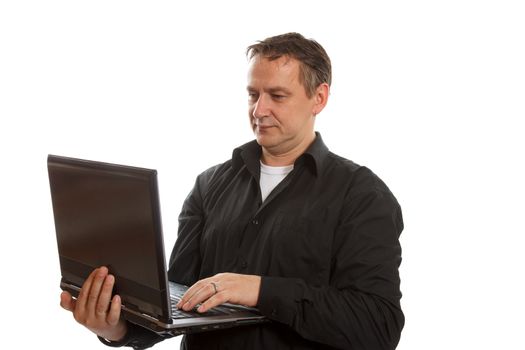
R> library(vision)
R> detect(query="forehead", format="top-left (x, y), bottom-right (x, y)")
top-left (247, 55), bottom-right (301, 87)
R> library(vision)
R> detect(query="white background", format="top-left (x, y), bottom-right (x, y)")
top-left (1, 1), bottom-right (524, 349)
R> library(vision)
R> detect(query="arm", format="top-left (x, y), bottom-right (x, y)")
top-left (257, 189), bottom-right (404, 350)
top-left (176, 187), bottom-right (404, 349)
top-left (167, 172), bottom-right (206, 285)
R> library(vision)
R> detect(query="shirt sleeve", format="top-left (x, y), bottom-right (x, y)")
top-left (98, 322), bottom-right (171, 350)
top-left (257, 187), bottom-right (404, 350)
top-left (167, 170), bottom-right (207, 285)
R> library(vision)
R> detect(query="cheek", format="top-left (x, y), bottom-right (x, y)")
top-left (282, 107), bottom-right (312, 129)
top-left (248, 109), bottom-right (256, 127)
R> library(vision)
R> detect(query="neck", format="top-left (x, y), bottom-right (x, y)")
top-left (261, 132), bottom-right (316, 166)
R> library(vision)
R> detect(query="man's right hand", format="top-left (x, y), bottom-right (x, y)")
top-left (60, 266), bottom-right (128, 342)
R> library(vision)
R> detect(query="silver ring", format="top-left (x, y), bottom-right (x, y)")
top-left (210, 282), bottom-right (218, 295)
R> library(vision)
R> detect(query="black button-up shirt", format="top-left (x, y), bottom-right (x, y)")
top-left (125, 133), bottom-right (404, 350)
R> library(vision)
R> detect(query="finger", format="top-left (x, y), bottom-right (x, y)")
top-left (176, 279), bottom-right (210, 308)
top-left (95, 273), bottom-right (115, 318)
top-left (60, 291), bottom-right (76, 312)
top-left (181, 283), bottom-right (215, 311)
top-left (86, 266), bottom-right (109, 316)
top-left (182, 282), bottom-right (221, 311)
top-left (106, 294), bottom-right (122, 326)
top-left (179, 285), bottom-right (206, 311)
top-left (197, 291), bottom-right (228, 313)
top-left (76, 268), bottom-right (100, 313)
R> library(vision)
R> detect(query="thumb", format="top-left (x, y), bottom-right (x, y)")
top-left (60, 291), bottom-right (76, 312)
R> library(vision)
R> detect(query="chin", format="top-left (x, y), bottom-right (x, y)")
top-left (254, 133), bottom-right (274, 147)
top-left (256, 136), bottom-right (283, 151)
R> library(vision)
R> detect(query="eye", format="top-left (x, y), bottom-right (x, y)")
top-left (248, 92), bottom-right (258, 101)
top-left (271, 94), bottom-right (286, 100)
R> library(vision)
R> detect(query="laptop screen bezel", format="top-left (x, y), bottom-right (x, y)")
top-left (48, 154), bottom-right (172, 323)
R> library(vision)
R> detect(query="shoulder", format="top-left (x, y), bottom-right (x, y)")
top-left (325, 152), bottom-right (393, 196)
top-left (196, 139), bottom-right (258, 185)
top-left (325, 152), bottom-right (403, 231)
top-left (323, 152), bottom-right (402, 222)
top-left (195, 159), bottom-right (233, 188)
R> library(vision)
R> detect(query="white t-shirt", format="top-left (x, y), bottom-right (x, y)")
top-left (259, 161), bottom-right (294, 202)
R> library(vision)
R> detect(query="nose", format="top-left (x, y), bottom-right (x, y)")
top-left (252, 94), bottom-right (270, 119)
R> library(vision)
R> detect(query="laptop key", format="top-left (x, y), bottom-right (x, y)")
top-left (170, 295), bottom-right (230, 319)
top-left (170, 305), bottom-right (227, 319)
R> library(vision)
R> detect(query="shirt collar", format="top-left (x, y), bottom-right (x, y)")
top-left (232, 132), bottom-right (329, 177)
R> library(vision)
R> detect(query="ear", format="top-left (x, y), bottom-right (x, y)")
top-left (312, 83), bottom-right (330, 116)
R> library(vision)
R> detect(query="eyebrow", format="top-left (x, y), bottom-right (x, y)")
top-left (246, 86), bottom-right (293, 95)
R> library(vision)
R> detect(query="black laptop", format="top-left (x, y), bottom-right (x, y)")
top-left (47, 154), bottom-right (266, 335)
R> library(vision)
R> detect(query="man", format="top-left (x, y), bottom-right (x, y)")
top-left (60, 32), bottom-right (404, 349)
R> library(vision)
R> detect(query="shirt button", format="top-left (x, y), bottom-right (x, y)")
top-left (271, 309), bottom-right (278, 317)
top-left (252, 219), bottom-right (259, 225)
top-left (241, 261), bottom-right (248, 269)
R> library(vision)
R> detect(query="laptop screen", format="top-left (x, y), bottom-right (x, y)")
top-left (48, 155), bottom-right (171, 322)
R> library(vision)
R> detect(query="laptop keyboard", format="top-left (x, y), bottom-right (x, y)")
top-left (170, 292), bottom-right (235, 319)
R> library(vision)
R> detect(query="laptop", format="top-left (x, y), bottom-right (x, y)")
top-left (47, 154), bottom-right (266, 335)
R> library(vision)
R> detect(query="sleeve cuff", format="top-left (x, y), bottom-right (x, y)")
top-left (257, 276), bottom-right (304, 326)
top-left (97, 322), bottom-right (166, 349)
top-left (98, 330), bottom-right (132, 348)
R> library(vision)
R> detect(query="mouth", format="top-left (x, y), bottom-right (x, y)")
top-left (254, 124), bottom-right (275, 133)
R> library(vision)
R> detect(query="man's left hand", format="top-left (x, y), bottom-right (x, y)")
top-left (176, 273), bottom-right (261, 313)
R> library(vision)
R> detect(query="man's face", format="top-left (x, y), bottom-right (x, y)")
top-left (247, 56), bottom-right (318, 154)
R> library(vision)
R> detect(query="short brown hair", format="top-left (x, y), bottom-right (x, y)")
top-left (246, 32), bottom-right (332, 98)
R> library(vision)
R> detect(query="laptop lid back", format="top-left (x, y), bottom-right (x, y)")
top-left (48, 155), bottom-right (171, 323)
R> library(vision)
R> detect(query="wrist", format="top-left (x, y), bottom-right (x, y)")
top-left (107, 320), bottom-right (128, 341)
top-left (98, 321), bottom-right (129, 347)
